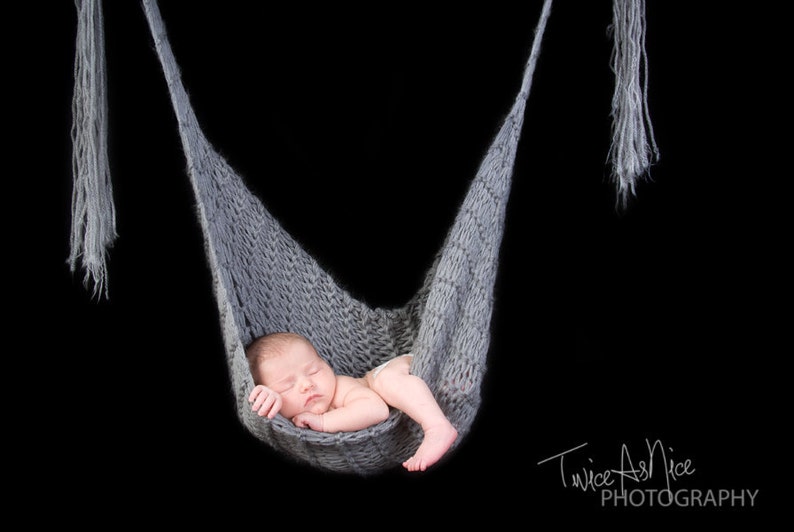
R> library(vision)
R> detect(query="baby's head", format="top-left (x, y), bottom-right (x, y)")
top-left (245, 332), bottom-right (337, 418)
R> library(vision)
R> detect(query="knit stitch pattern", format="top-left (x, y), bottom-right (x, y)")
top-left (140, 0), bottom-right (552, 474)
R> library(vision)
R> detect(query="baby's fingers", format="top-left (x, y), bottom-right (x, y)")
top-left (248, 386), bottom-right (264, 403)
top-left (248, 386), bottom-right (282, 418)
top-left (254, 394), bottom-right (281, 419)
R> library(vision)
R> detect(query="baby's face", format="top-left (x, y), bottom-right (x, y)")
top-left (258, 341), bottom-right (337, 419)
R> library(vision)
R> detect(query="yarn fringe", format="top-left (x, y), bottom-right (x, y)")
top-left (608, 0), bottom-right (659, 210)
top-left (68, 0), bottom-right (117, 299)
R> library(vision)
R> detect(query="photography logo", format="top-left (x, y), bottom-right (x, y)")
top-left (537, 440), bottom-right (759, 509)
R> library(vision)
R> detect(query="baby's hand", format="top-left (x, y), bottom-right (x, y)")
top-left (292, 412), bottom-right (325, 432)
top-left (248, 384), bottom-right (282, 419)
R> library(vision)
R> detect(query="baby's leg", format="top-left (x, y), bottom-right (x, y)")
top-left (366, 355), bottom-right (458, 472)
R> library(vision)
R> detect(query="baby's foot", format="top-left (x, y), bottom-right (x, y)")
top-left (403, 422), bottom-right (458, 472)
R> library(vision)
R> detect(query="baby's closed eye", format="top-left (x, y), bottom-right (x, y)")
top-left (272, 379), bottom-right (295, 394)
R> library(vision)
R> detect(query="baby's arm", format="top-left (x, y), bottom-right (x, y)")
top-left (248, 384), bottom-right (283, 419)
top-left (293, 376), bottom-right (390, 432)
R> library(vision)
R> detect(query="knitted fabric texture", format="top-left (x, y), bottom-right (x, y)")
top-left (138, 0), bottom-right (552, 474)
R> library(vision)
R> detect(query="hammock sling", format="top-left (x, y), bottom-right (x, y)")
top-left (69, 0), bottom-right (657, 474)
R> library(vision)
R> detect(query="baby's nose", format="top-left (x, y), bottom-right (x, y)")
top-left (299, 378), bottom-right (315, 392)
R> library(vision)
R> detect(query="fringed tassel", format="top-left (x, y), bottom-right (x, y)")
top-left (608, 0), bottom-right (659, 210)
top-left (69, 0), bottom-right (117, 299)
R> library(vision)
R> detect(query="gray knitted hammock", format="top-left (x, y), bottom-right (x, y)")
top-left (69, 0), bottom-right (657, 474)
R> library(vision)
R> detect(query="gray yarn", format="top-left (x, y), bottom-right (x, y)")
top-left (608, 0), bottom-right (659, 209)
top-left (137, 0), bottom-right (552, 474)
top-left (69, 0), bottom-right (116, 299)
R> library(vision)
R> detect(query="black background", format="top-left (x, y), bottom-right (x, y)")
top-left (17, 0), bottom-right (785, 525)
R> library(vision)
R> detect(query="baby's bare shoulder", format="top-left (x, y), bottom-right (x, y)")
top-left (336, 374), bottom-right (369, 390)
top-left (334, 375), bottom-right (381, 404)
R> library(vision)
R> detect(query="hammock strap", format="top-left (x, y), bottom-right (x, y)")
top-left (409, 0), bottom-right (553, 385)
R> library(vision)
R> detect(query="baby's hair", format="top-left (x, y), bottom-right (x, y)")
top-left (245, 331), bottom-right (312, 365)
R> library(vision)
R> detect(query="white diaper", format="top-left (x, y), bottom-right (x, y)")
top-left (370, 353), bottom-right (414, 380)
